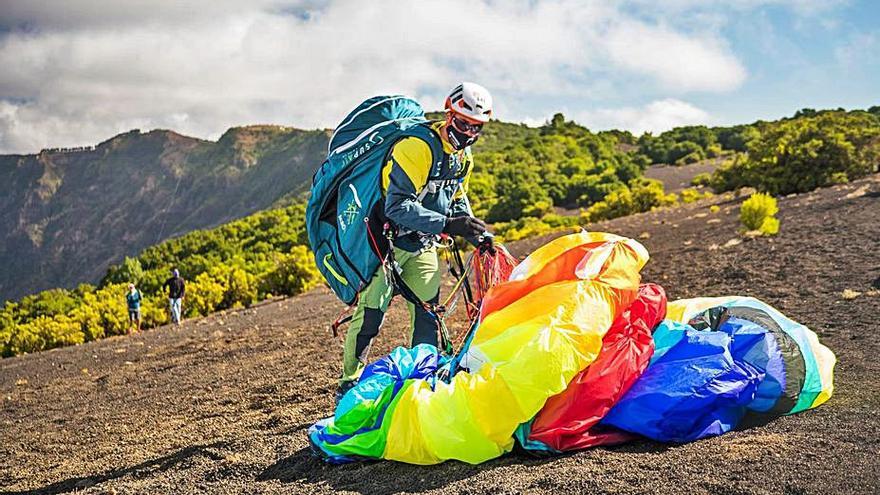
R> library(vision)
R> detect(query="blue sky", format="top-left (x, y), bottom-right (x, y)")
top-left (0, 0), bottom-right (877, 153)
top-left (676, 1), bottom-right (880, 124)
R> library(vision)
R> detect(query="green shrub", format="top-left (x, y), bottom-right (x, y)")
top-left (714, 125), bottom-right (759, 152)
top-left (586, 179), bottom-right (677, 222)
top-left (69, 292), bottom-right (104, 341)
top-left (740, 192), bottom-right (780, 235)
top-left (522, 199), bottom-right (553, 218)
top-left (829, 172), bottom-right (849, 184)
top-left (187, 272), bottom-right (225, 317)
top-left (94, 284), bottom-right (131, 336)
top-left (7, 315), bottom-right (84, 355)
top-left (102, 256), bottom-right (145, 286)
top-left (758, 216), bottom-right (780, 236)
top-left (712, 111), bottom-right (880, 195)
top-left (637, 126), bottom-right (719, 164)
top-left (679, 188), bottom-right (713, 204)
top-left (675, 151), bottom-right (703, 166)
top-left (691, 173), bottom-right (713, 187)
top-left (17, 289), bottom-right (78, 320)
top-left (496, 217), bottom-right (552, 242)
top-left (140, 293), bottom-right (168, 328)
top-left (260, 246), bottom-right (322, 297)
top-left (670, 142), bottom-right (706, 165)
top-left (631, 178), bottom-right (678, 211)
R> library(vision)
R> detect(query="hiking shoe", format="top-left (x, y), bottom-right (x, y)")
top-left (335, 380), bottom-right (357, 405)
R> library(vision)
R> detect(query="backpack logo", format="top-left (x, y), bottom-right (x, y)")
top-left (338, 201), bottom-right (359, 232)
top-left (342, 132), bottom-right (384, 166)
top-left (338, 183), bottom-right (363, 232)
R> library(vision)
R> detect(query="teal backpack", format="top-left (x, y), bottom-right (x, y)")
top-left (306, 96), bottom-right (444, 305)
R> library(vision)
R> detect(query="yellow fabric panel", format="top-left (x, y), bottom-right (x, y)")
top-left (382, 233), bottom-right (647, 464)
top-left (592, 240), bottom-right (650, 289)
top-left (379, 381), bottom-right (437, 464)
top-left (473, 284), bottom-right (569, 345)
top-left (382, 137), bottom-right (433, 193)
top-left (808, 330), bottom-right (836, 408)
top-left (385, 366), bottom-right (521, 464)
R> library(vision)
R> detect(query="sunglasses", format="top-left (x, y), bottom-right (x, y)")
top-left (450, 114), bottom-right (484, 136)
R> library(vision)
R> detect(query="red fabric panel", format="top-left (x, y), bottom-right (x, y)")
top-left (528, 283), bottom-right (667, 451)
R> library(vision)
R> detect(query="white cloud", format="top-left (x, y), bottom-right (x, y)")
top-left (579, 99), bottom-right (712, 135)
top-left (0, 0), bottom-right (753, 153)
top-left (602, 21), bottom-right (746, 92)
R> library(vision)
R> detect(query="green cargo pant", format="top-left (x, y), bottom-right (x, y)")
top-left (341, 246), bottom-right (441, 385)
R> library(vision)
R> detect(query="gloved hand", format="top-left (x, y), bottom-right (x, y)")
top-left (477, 234), bottom-right (496, 255)
top-left (443, 216), bottom-right (487, 238)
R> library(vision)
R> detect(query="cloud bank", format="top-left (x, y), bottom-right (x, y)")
top-left (0, 0), bottom-right (843, 153)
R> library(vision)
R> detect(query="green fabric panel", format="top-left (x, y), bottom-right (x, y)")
top-left (320, 380), bottom-right (414, 459)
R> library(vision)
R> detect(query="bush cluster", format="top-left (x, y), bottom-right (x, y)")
top-left (584, 178), bottom-right (678, 222)
top-left (471, 114), bottom-right (649, 223)
top-left (494, 179), bottom-right (683, 241)
top-left (495, 214), bottom-right (579, 242)
top-left (636, 124), bottom-right (761, 166)
top-left (679, 188), bottom-right (714, 204)
top-left (711, 110), bottom-right (880, 195)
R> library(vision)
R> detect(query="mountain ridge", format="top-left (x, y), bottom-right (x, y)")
top-left (0, 125), bottom-right (331, 302)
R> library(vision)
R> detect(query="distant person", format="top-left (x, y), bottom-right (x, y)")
top-left (125, 283), bottom-right (142, 334)
top-left (163, 268), bottom-right (186, 325)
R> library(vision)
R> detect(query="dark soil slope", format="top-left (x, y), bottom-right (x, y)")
top-left (643, 158), bottom-right (722, 193)
top-left (2, 175), bottom-right (879, 495)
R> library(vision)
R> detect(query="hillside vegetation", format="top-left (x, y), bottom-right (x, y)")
top-left (0, 205), bottom-right (320, 356)
top-left (2, 106), bottom-right (878, 357)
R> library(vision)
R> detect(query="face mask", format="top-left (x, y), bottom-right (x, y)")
top-left (446, 115), bottom-right (483, 150)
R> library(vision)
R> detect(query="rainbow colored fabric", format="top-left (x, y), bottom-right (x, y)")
top-left (309, 232), bottom-right (836, 464)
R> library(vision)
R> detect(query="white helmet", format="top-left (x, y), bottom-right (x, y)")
top-left (445, 82), bottom-right (493, 123)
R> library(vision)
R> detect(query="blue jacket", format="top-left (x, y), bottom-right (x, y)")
top-left (126, 290), bottom-right (142, 310)
top-left (382, 122), bottom-right (479, 252)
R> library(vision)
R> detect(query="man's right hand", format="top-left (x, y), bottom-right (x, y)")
top-left (443, 216), bottom-right (487, 238)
